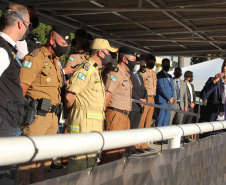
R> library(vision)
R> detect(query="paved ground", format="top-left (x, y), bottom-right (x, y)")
top-left (0, 140), bottom-right (195, 185)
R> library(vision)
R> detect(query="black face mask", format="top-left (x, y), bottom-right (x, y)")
top-left (189, 78), bottom-right (193, 82)
top-left (53, 40), bottom-right (68, 57)
top-left (147, 63), bottom-right (155, 69)
top-left (126, 58), bottom-right (136, 71)
top-left (174, 73), bottom-right (181, 78)
top-left (100, 51), bottom-right (112, 66)
top-left (163, 65), bottom-right (170, 72)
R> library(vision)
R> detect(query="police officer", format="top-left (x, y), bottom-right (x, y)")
top-left (65, 38), bottom-right (117, 173)
top-left (17, 25), bottom-right (71, 184)
top-left (0, 4), bottom-right (30, 137)
top-left (66, 33), bottom-right (93, 68)
top-left (100, 47), bottom-right (134, 164)
top-left (137, 54), bottom-right (157, 152)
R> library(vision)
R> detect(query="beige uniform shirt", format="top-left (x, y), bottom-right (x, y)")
top-left (20, 46), bottom-right (62, 105)
top-left (140, 68), bottom-right (157, 96)
top-left (104, 64), bottom-right (132, 111)
top-left (67, 58), bottom-right (105, 126)
top-left (66, 53), bottom-right (86, 67)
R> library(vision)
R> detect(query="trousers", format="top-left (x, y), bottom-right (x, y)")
top-left (100, 109), bottom-right (130, 164)
top-left (16, 113), bottom-right (58, 185)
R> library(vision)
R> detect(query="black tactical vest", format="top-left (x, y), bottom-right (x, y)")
top-left (0, 36), bottom-right (24, 127)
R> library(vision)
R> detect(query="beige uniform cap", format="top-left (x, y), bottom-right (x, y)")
top-left (90, 38), bottom-right (117, 52)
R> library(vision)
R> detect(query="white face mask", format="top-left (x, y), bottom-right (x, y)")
top-left (134, 64), bottom-right (140, 72)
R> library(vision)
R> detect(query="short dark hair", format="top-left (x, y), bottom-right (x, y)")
top-left (89, 49), bottom-right (100, 56)
top-left (75, 29), bottom-right (86, 38)
top-left (162, 58), bottom-right (170, 65)
top-left (118, 53), bottom-right (126, 63)
top-left (1, 4), bottom-right (28, 30)
top-left (174, 67), bottom-right (182, 72)
top-left (147, 54), bottom-right (156, 61)
top-left (184, 71), bottom-right (193, 78)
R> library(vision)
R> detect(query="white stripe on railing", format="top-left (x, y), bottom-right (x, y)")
top-left (0, 121), bottom-right (225, 166)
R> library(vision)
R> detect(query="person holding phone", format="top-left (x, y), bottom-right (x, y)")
top-left (200, 60), bottom-right (226, 137)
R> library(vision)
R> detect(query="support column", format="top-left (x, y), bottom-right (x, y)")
top-left (207, 54), bottom-right (211, 61)
top-left (178, 56), bottom-right (184, 68)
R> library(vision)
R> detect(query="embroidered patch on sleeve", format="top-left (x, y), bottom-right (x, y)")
top-left (23, 61), bottom-right (33, 68)
top-left (110, 75), bottom-right (117, 81)
top-left (83, 62), bottom-right (91, 71)
top-left (69, 56), bottom-right (75, 61)
top-left (77, 72), bottom-right (86, 80)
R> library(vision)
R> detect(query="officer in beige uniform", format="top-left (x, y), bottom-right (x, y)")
top-left (100, 47), bottom-right (134, 164)
top-left (17, 26), bottom-right (71, 185)
top-left (66, 52), bottom-right (88, 67)
top-left (65, 38), bottom-right (117, 173)
top-left (137, 54), bottom-right (157, 152)
top-left (66, 32), bottom-right (93, 67)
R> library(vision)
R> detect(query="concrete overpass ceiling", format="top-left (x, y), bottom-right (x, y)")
top-left (1, 0), bottom-right (226, 56)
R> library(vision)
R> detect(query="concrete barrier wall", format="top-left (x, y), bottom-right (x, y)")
top-left (34, 133), bottom-right (226, 185)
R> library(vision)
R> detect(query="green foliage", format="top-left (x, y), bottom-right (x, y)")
top-left (33, 23), bottom-right (52, 45)
top-left (0, 10), bottom-right (2, 17)
top-left (190, 57), bottom-right (206, 65)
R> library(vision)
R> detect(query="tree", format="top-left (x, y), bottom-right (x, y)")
top-left (190, 57), bottom-right (206, 65)
top-left (33, 23), bottom-right (52, 45)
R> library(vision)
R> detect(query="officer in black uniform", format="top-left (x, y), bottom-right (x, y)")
top-left (0, 5), bottom-right (30, 137)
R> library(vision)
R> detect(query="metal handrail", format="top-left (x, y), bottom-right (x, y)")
top-left (132, 99), bottom-right (199, 121)
top-left (0, 121), bottom-right (225, 166)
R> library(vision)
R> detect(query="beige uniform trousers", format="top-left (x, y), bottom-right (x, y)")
top-left (67, 108), bottom-right (104, 174)
top-left (100, 109), bottom-right (130, 164)
top-left (136, 96), bottom-right (155, 149)
top-left (16, 113), bottom-right (58, 185)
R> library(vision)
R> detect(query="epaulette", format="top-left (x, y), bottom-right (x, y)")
top-left (29, 48), bottom-right (40, 57)
top-left (112, 66), bottom-right (119, 72)
top-left (141, 69), bottom-right (146, 73)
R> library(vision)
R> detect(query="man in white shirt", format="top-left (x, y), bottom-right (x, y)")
top-left (0, 4), bottom-right (30, 137)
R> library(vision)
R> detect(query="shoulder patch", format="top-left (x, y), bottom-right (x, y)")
top-left (110, 75), bottom-right (117, 81)
top-left (23, 61), bottom-right (33, 68)
top-left (29, 49), bottom-right (40, 57)
top-left (69, 56), bottom-right (75, 61)
top-left (83, 62), bottom-right (91, 71)
top-left (77, 72), bottom-right (86, 80)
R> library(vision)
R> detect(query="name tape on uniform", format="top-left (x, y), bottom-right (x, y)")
top-left (23, 61), bottom-right (33, 69)
top-left (78, 72), bottom-right (86, 80)
top-left (110, 75), bottom-right (117, 81)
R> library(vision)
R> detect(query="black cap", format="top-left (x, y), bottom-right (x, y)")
top-left (52, 25), bottom-right (71, 44)
top-left (119, 47), bottom-right (136, 56)
top-left (75, 29), bottom-right (87, 38)
top-left (147, 54), bottom-right (156, 61)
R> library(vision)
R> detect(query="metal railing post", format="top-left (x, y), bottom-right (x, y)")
top-left (168, 134), bottom-right (181, 149)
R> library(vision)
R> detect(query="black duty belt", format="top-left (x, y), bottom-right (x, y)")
top-left (48, 104), bottom-right (61, 113)
top-left (107, 107), bottom-right (129, 116)
top-left (148, 95), bottom-right (155, 98)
